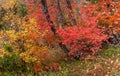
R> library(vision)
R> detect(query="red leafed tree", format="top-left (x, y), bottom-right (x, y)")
top-left (25, 0), bottom-right (108, 58)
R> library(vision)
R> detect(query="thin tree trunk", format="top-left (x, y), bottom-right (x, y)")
top-left (41, 0), bottom-right (69, 53)
top-left (57, 0), bottom-right (65, 28)
top-left (66, 0), bottom-right (77, 26)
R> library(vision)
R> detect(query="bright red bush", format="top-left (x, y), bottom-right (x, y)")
top-left (57, 17), bottom-right (108, 57)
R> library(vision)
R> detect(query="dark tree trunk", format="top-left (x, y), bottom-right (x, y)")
top-left (57, 0), bottom-right (65, 28)
top-left (41, 0), bottom-right (69, 53)
top-left (66, 0), bottom-right (77, 26)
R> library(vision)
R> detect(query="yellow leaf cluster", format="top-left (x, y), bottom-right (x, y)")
top-left (1, 0), bottom-right (18, 10)
top-left (20, 50), bottom-right (37, 63)
top-left (0, 0), bottom-right (50, 66)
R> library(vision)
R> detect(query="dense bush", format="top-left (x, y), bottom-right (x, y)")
top-left (57, 18), bottom-right (108, 58)
top-left (82, 0), bottom-right (120, 45)
top-left (0, 0), bottom-right (58, 73)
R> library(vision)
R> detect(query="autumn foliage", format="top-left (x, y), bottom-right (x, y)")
top-left (57, 18), bottom-right (108, 57)
top-left (0, 0), bottom-right (119, 74)
top-left (26, 0), bottom-right (108, 57)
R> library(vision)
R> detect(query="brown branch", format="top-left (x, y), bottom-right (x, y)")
top-left (66, 0), bottom-right (77, 26)
top-left (41, 0), bottom-right (69, 53)
top-left (57, 0), bottom-right (65, 28)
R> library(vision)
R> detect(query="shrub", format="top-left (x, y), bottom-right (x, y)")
top-left (57, 18), bottom-right (108, 58)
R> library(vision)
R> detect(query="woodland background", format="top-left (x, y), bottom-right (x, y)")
top-left (0, 0), bottom-right (120, 76)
